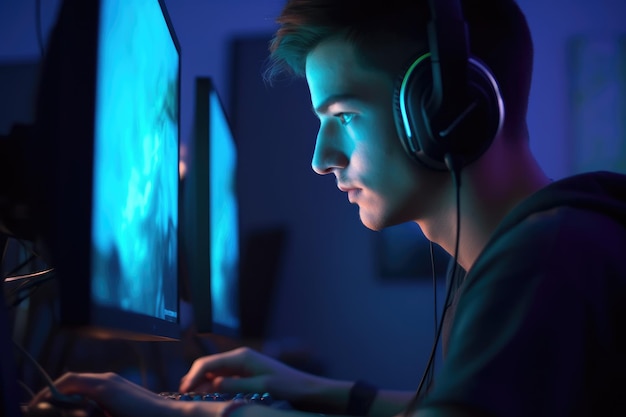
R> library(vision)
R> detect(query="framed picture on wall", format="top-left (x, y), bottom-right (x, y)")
top-left (567, 35), bottom-right (626, 174)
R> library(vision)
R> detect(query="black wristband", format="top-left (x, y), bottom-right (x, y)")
top-left (345, 380), bottom-right (378, 416)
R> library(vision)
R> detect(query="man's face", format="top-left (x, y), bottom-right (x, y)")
top-left (305, 37), bottom-right (446, 231)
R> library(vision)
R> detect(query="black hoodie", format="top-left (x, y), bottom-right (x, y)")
top-left (421, 171), bottom-right (626, 417)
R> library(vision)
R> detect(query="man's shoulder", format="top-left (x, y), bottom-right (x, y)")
top-left (468, 204), bottom-right (626, 299)
top-left (488, 203), bottom-right (625, 257)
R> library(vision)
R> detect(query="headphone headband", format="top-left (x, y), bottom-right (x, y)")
top-left (392, 0), bottom-right (504, 171)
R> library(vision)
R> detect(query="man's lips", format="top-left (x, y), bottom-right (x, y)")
top-left (338, 185), bottom-right (351, 192)
top-left (338, 184), bottom-right (361, 201)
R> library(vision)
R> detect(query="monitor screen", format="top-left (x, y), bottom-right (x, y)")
top-left (32, 0), bottom-right (181, 341)
top-left (180, 77), bottom-right (240, 338)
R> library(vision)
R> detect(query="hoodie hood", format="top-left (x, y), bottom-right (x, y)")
top-left (490, 170), bottom-right (626, 244)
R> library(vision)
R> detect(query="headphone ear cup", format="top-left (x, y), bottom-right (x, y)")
top-left (393, 53), bottom-right (433, 166)
top-left (393, 54), bottom-right (504, 171)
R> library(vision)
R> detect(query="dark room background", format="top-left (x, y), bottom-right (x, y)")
top-left (1, 0), bottom-right (625, 393)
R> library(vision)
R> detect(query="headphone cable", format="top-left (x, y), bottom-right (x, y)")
top-left (429, 240), bottom-right (437, 386)
top-left (404, 154), bottom-right (461, 415)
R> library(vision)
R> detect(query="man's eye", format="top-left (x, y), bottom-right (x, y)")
top-left (336, 112), bottom-right (355, 126)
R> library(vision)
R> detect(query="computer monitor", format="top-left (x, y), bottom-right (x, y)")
top-left (31, 0), bottom-right (181, 341)
top-left (179, 77), bottom-right (241, 338)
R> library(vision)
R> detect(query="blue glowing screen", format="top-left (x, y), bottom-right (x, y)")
top-left (90, 0), bottom-right (179, 323)
top-left (210, 90), bottom-right (240, 332)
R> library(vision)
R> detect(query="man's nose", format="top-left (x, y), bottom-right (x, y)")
top-left (311, 125), bottom-right (348, 175)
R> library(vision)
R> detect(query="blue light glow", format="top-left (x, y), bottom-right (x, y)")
top-left (210, 91), bottom-right (240, 331)
top-left (91, 0), bottom-right (179, 322)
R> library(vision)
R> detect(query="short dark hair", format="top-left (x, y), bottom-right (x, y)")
top-left (266, 0), bottom-right (534, 136)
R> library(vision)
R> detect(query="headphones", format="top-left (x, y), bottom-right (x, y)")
top-left (393, 0), bottom-right (505, 171)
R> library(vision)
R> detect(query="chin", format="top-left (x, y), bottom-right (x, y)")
top-left (358, 204), bottom-right (419, 231)
top-left (357, 210), bottom-right (381, 231)
top-left (360, 220), bottom-right (384, 232)
top-left (358, 210), bottom-right (400, 232)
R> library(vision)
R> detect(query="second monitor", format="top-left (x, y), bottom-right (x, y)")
top-left (180, 77), bottom-right (241, 338)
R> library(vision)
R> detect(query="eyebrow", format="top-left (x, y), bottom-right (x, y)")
top-left (312, 93), bottom-right (360, 116)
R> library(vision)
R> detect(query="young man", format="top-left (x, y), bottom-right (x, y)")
top-left (30, 0), bottom-right (626, 416)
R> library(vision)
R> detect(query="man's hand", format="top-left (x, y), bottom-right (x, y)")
top-left (179, 347), bottom-right (326, 402)
top-left (28, 371), bottom-right (226, 417)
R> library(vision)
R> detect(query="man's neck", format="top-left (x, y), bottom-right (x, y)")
top-left (420, 142), bottom-right (551, 272)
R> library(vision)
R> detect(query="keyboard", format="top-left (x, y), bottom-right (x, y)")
top-left (158, 392), bottom-right (293, 409)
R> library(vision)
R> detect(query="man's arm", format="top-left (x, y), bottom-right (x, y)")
top-left (395, 406), bottom-right (487, 417)
top-left (288, 376), bottom-right (415, 417)
top-left (368, 389), bottom-right (416, 417)
top-left (222, 403), bottom-right (485, 417)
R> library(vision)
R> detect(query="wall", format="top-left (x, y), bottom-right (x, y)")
top-left (1, 0), bottom-right (625, 391)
